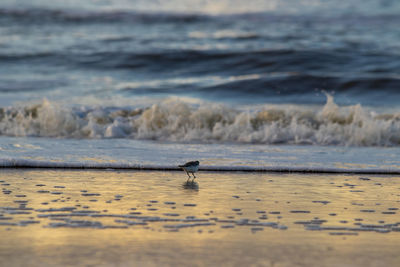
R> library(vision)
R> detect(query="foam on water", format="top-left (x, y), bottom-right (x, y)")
top-left (0, 95), bottom-right (399, 146)
top-left (0, 135), bottom-right (399, 173)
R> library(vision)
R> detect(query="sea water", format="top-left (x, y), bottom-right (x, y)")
top-left (0, 0), bottom-right (400, 172)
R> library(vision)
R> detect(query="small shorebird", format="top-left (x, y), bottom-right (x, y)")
top-left (179, 161), bottom-right (199, 182)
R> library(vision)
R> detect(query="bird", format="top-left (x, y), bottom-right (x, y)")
top-left (179, 161), bottom-right (199, 182)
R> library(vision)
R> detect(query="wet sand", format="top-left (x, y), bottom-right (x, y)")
top-left (0, 169), bottom-right (399, 267)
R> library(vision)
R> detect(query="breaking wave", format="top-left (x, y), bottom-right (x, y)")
top-left (0, 95), bottom-right (399, 146)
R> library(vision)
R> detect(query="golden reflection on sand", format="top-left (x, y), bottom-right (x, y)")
top-left (0, 170), bottom-right (399, 266)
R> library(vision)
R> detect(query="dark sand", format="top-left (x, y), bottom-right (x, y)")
top-left (0, 169), bottom-right (399, 266)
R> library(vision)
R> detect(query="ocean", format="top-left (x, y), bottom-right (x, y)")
top-left (1, 0), bottom-right (400, 172)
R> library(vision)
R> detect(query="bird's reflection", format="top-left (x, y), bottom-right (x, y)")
top-left (182, 181), bottom-right (199, 191)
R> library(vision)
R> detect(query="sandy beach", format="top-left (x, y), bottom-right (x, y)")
top-left (0, 169), bottom-right (399, 266)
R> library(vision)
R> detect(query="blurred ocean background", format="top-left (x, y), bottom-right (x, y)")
top-left (1, 0), bottom-right (400, 171)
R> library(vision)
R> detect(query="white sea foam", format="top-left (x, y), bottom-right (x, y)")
top-left (0, 96), bottom-right (400, 146)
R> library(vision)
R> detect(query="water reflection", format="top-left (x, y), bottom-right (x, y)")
top-left (182, 181), bottom-right (199, 191)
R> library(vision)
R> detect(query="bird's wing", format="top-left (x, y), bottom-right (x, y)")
top-left (182, 161), bottom-right (197, 167)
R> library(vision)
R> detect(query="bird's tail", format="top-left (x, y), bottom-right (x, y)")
top-left (178, 165), bottom-right (184, 168)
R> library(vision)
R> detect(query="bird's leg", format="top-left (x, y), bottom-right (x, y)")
top-left (186, 171), bottom-right (192, 182)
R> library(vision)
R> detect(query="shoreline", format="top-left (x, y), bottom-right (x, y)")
top-left (1, 164), bottom-right (400, 175)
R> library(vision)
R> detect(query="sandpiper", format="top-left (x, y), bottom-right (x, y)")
top-left (179, 161), bottom-right (199, 181)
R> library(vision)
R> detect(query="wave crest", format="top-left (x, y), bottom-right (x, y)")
top-left (0, 96), bottom-right (399, 146)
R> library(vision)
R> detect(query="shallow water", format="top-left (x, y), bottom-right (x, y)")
top-left (0, 170), bottom-right (399, 266)
top-left (1, 136), bottom-right (400, 173)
